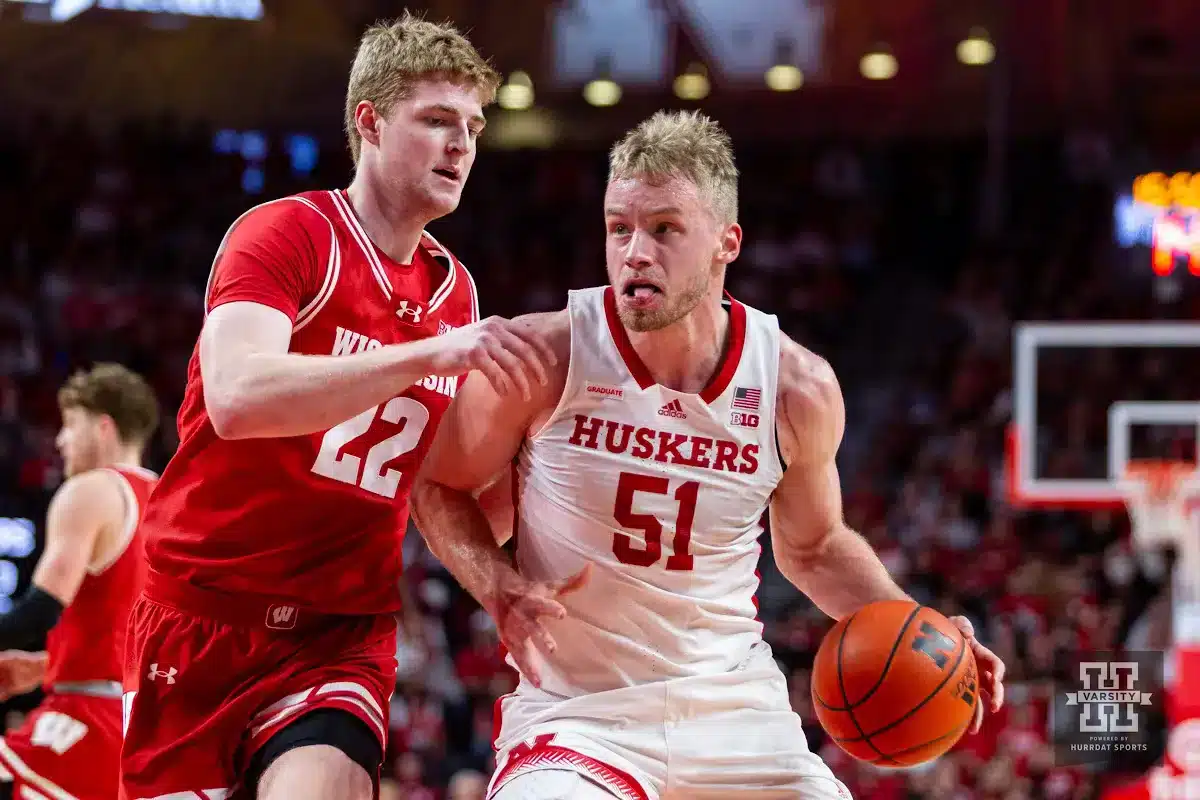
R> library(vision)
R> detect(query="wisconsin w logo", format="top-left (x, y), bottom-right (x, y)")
top-left (266, 604), bottom-right (297, 630)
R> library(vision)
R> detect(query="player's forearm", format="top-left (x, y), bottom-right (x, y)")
top-left (776, 525), bottom-right (911, 620)
top-left (207, 339), bottom-right (441, 440)
top-left (409, 479), bottom-right (518, 615)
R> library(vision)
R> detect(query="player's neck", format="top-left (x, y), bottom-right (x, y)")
top-left (625, 292), bottom-right (730, 394)
top-left (103, 446), bottom-right (143, 471)
top-left (345, 173), bottom-right (425, 265)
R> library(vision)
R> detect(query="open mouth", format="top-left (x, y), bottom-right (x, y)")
top-left (432, 166), bottom-right (459, 181)
top-left (622, 279), bottom-right (663, 301)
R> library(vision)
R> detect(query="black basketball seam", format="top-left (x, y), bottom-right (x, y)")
top-left (869, 712), bottom-right (974, 766)
top-left (832, 637), bottom-right (972, 744)
top-left (834, 611), bottom-right (898, 766)
top-left (814, 604), bottom-right (924, 712)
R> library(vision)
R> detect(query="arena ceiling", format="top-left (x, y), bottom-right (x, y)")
top-left (1, 0), bottom-right (1199, 141)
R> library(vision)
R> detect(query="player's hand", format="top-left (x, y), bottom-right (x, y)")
top-left (489, 564), bottom-right (591, 689)
top-left (0, 650), bottom-right (47, 701)
top-left (428, 316), bottom-right (558, 401)
top-left (948, 615), bottom-right (1005, 734)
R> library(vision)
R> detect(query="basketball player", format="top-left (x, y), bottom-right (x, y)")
top-left (0, 364), bottom-right (159, 800)
top-left (119, 15), bottom-right (554, 800)
top-left (411, 111), bottom-right (1007, 799)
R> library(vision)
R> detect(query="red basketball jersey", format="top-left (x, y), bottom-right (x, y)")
top-left (140, 189), bottom-right (479, 615)
top-left (43, 465), bottom-right (157, 687)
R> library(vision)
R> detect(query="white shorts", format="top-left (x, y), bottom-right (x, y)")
top-left (488, 643), bottom-right (852, 800)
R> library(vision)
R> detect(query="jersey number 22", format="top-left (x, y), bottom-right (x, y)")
top-left (612, 471), bottom-right (698, 571)
top-left (311, 398), bottom-right (430, 499)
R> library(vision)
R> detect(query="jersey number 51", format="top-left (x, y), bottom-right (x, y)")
top-left (612, 471), bottom-right (698, 571)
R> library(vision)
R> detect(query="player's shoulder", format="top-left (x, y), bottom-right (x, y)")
top-left (513, 309), bottom-right (571, 356)
top-left (776, 333), bottom-right (844, 451)
top-left (49, 469), bottom-right (126, 518)
top-left (228, 191), bottom-right (335, 240)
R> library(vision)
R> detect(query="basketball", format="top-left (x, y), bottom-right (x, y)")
top-left (811, 600), bottom-right (978, 767)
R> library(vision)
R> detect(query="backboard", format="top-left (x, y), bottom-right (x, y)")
top-left (1007, 322), bottom-right (1200, 509)
top-left (1007, 322), bottom-right (1200, 683)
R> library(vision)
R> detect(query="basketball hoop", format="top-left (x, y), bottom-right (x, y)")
top-left (1122, 461), bottom-right (1196, 548)
top-left (1121, 460), bottom-right (1200, 614)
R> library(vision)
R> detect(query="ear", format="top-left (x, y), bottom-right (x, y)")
top-left (96, 414), bottom-right (120, 442)
top-left (355, 101), bottom-right (383, 151)
top-left (716, 222), bottom-right (742, 266)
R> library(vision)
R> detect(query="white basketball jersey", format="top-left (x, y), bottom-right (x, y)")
top-left (513, 286), bottom-right (785, 698)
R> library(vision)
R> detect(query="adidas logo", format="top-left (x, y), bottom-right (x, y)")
top-left (657, 399), bottom-right (687, 419)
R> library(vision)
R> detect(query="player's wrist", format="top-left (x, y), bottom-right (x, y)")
top-left (385, 336), bottom-right (441, 379)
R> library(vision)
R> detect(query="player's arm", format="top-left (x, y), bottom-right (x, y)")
top-left (0, 471), bottom-right (124, 650)
top-left (768, 338), bottom-right (911, 621)
top-left (202, 203), bottom-right (552, 440)
top-left (410, 311), bottom-right (585, 687)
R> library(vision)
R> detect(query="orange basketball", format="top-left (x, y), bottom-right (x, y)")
top-left (811, 600), bottom-right (978, 767)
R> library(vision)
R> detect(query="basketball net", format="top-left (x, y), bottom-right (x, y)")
top-left (1122, 462), bottom-right (1200, 696)
top-left (1112, 462), bottom-right (1200, 800)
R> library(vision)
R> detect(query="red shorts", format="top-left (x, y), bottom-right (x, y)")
top-left (0, 690), bottom-right (122, 800)
top-left (119, 572), bottom-right (398, 799)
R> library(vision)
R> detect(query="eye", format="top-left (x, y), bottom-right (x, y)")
top-left (609, 223), bottom-right (629, 235)
top-left (654, 222), bottom-right (676, 235)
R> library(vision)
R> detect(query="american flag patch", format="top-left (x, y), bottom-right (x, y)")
top-left (732, 386), bottom-right (761, 410)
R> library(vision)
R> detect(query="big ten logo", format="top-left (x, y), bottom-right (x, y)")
top-left (1134, 172), bottom-right (1200, 211)
top-left (730, 412), bottom-right (760, 429)
top-left (0, 518), bottom-right (36, 612)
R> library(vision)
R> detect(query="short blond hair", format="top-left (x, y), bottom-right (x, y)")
top-left (345, 12), bottom-right (501, 165)
top-left (608, 110), bottom-right (739, 224)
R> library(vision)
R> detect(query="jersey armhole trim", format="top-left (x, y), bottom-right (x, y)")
top-left (528, 309), bottom-right (577, 442)
top-left (293, 197), bottom-right (342, 332)
top-left (88, 469), bottom-right (138, 576)
top-left (767, 314), bottom-right (788, 478)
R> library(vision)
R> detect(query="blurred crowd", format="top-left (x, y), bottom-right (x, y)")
top-left (0, 117), bottom-right (1195, 799)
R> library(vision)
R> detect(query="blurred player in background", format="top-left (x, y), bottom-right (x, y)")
top-left (0, 364), bottom-right (158, 800)
top-left (413, 111), bottom-right (1006, 799)
top-left (118, 13), bottom-right (554, 800)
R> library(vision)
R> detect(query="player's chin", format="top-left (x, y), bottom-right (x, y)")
top-left (617, 301), bottom-right (672, 332)
top-left (428, 184), bottom-right (464, 213)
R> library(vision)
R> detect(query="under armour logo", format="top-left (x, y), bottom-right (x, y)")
top-left (147, 664), bottom-right (177, 684)
top-left (395, 300), bottom-right (424, 325)
top-left (266, 604), bottom-right (297, 630)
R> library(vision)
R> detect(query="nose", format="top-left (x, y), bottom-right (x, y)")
top-left (623, 229), bottom-right (654, 269)
top-left (445, 122), bottom-right (469, 156)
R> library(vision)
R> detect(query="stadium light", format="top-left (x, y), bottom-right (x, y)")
top-left (584, 55), bottom-right (621, 107)
top-left (765, 64), bottom-right (803, 92)
top-left (764, 37), bottom-right (803, 92)
top-left (860, 44), bottom-right (898, 80)
top-left (673, 63), bottom-right (710, 101)
top-left (497, 71), bottom-right (535, 111)
top-left (956, 27), bottom-right (995, 66)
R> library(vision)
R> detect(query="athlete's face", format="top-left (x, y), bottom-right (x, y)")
top-left (604, 175), bottom-right (741, 332)
top-left (55, 407), bottom-right (111, 477)
top-left (360, 78), bottom-right (485, 220)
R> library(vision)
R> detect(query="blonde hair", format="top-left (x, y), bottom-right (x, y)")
top-left (345, 12), bottom-right (501, 165)
top-left (608, 110), bottom-right (739, 223)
